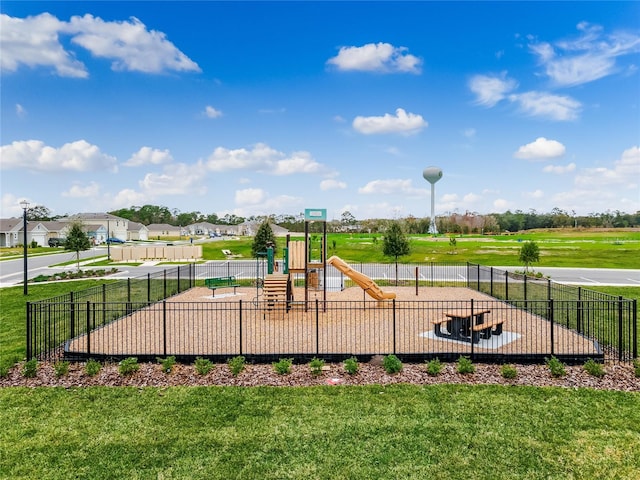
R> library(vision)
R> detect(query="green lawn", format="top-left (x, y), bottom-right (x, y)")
top-left (200, 231), bottom-right (640, 268)
top-left (1, 385), bottom-right (639, 479)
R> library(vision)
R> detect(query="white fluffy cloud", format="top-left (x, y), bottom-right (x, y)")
top-left (204, 106), bottom-right (223, 118)
top-left (206, 143), bottom-right (325, 175)
top-left (1, 13), bottom-right (200, 77)
top-left (232, 189), bottom-right (302, 216)
top-left (352, 108), bottom-right (427, 135)
top-left (514, 137), bottom-right (566, 160)
top-left (575, 146), bottom-right (640, 187)
top-left (468, 73), bottom-right (517, 107)
top-left (509, 91), bottom-right (581, 121)
top-left (320, 179), bottom-right (347, 191)
top-left (529, 22), bottom-right (640, 87)
top-left (62, 182), bottom-right (101, 198)
top-left (543, 163), bottom-right (576, 174)
top-left (139, 162), bottom-right (207, 196)
top-left (523, 189), bottom-right (545, 199)
top-left (124, 147), bottom-right (173, 167)
top-left (358, 178), bottom-right (426, 196)
top-left (327, 42), bottom-right (422, 74)
top-left (0, 139), bottom-right (118, 172)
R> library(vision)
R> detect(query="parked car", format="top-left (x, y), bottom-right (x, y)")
top-left (106, 237), bottom-right (125, 244)
top-left (48, 238), bottom-right (65, 247)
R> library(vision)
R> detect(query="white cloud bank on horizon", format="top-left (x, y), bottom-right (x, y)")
top-left (0, 12), bottom-right (200, 77)
top-left (352, 108), bottom-right (427, 135)
top-left (327, 42), bottom-right (422, 74)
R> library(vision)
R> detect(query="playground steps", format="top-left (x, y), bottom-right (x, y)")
top-left (263, 273), bottom-right (288, 310)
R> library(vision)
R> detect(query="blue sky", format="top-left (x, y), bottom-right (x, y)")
top-left (2, 1), bottom-right (639, 221)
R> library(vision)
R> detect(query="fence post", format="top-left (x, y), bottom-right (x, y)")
top-left (505, 270), bottom-right (509, 300)
top-left (633, 299), bottom-right (638, 360)
top-left (524, 275), bottom-right (527, 303)
top-left (147, 273), bottom-right (151, 302)
top-left (26, 302), bottom-right (32, 360)
top-left (470, 299), bottom-right (474, 359)
top-left (239, 299), bottom-right (243, 356)
top-left (86, 301), bottom-right (91, 356)
top-left (415, 267), bottom-right (419, 296)
top-left (476, 264), bottom-right (480, 291)
top-left (547, 279), bottom-right (551, 301)
top-left (316, 299), bottom-right (320, 355)
top-left (163, 270), bottom-right (167, 299)
top-left (70, 291), bottom-right (75, 339)
top-left (576, 287), bottom-right (582, 334)
top-left (618, 296), bottom-right (624, 362)
top-left (549, 299), bottom-right (554, 357)
top-left (392, 299), bottom-right (396, 355)
top-left (163, 300), bottom-right (167, 357)
top-left (177, 266), bottom-right (181, 294)
top-left (490, 267), bottom-right (494, 297)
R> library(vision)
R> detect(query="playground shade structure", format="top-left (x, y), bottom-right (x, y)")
top-left (327, 255), bottom-right (396, 301)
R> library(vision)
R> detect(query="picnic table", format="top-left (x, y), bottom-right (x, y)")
top-left (432, 308), bottom-right (504, 343)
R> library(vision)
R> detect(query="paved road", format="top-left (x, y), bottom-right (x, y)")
top-left (1, 255), bottom-right (639, 288)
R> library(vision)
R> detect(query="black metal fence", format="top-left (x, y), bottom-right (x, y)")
top-left (27, 264), bottom-right (194, 360)
top-left (57, 297), bottom-right (623, 365)
top-left (26, 262), bottom-right (637, 363)
top-left (467, 264), bottom-right (637, 362)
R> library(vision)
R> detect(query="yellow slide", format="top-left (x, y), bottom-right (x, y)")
top-left (327, 255), bottom-right (396, 301)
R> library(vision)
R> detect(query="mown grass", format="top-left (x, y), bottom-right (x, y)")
top-left (201, 231), bottom-right (640, 268)
top-left (1, 385), bottom-right (639, 479)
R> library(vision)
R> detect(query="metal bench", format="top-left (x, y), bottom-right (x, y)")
top-left (205, 276), bottom-right (240, 297)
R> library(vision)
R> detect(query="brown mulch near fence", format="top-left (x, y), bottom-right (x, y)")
top-left (1, 360), bottom-right (638, 392)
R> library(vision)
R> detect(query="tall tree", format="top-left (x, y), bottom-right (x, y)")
top-left (519, 240), bottom-right (540, 273)
top-left (65, 223), bottom-right (91, 271)
top-left (382, 221), bottom-right (410, 285)
top-left (251, 221), bottom-right (277, 258)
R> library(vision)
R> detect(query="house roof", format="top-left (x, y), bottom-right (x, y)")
top-left (127, 221), bottom-right (148, 231)
top-left (147, 223), bottom-right (180, 231)
top-left (64, 212), bottom-right (127, 222)
top-left (0, 218), bottom-right (22, 233)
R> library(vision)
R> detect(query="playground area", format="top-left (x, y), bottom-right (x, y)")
top-left (64, 284), bottom-right (601, 361)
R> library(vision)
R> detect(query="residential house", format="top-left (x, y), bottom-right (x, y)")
top-left (147, 223), bottom-right (182, 239)
top-left (63, 213), bottom-right (129, 241)
top-left (127, 222), bottom-right (149, 241)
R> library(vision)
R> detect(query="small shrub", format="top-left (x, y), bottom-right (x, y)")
top-left (227, 355), bottom-right (246, 376)
top-left (583, 359), bottom-right (605, 378)
top-left (85, 359), bottom-right (101, 376)
top-left (501, 364), bottom-right (518, 379)
top-left (0, 364), bottom-right (9, 378)
top-left (546, 356), bottom-right (566, 377)
top-left (633, 359), bottom-right (640, 378)
top-left (343, 357), bottom-right (359, 375)
top-left (22, 359), bottom-right (38, 378)
top-left (425, 358), bottom-right (443, 376)
top-left (54, 361), bottom-right (70, 378)
top-left (119, 357), bottom-right (140, 376)
top-left (273, 358), bottom-right (293, 375)
top-left (157, 356), bottom-right (177, 374)
top-left (456, 356), bottom-right (475, 374)
top-left (382, 354), bottom-right (403, 374)
top-left (194, 357), bottom-right (214, 376)
top-left (309, 357), bottom-right (325, 376)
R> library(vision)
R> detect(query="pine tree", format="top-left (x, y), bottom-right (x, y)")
top-left (65, 223), bottom-right (91, 271)
top-left (251, 221), bottom-right (277, 258)
top-left (382, 221), bottom-right (410, 285)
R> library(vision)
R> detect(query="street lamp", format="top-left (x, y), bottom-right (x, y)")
top-left (20, 200), bottom-right (29, 295)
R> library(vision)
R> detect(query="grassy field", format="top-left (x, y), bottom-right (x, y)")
top-left (201, 230), bottom-right (640, 268)
top-left (1, 385), bottom-right (639, 479)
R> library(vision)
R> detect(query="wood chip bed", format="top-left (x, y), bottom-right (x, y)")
top-left (66, 286), bottom-right (600, 359)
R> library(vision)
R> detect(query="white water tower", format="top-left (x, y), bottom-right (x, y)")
top-left (423, 166), bottom-right (443, 234)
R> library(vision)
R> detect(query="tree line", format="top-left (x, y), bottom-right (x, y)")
top-left (21, 204), bottom-right (639, 233)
